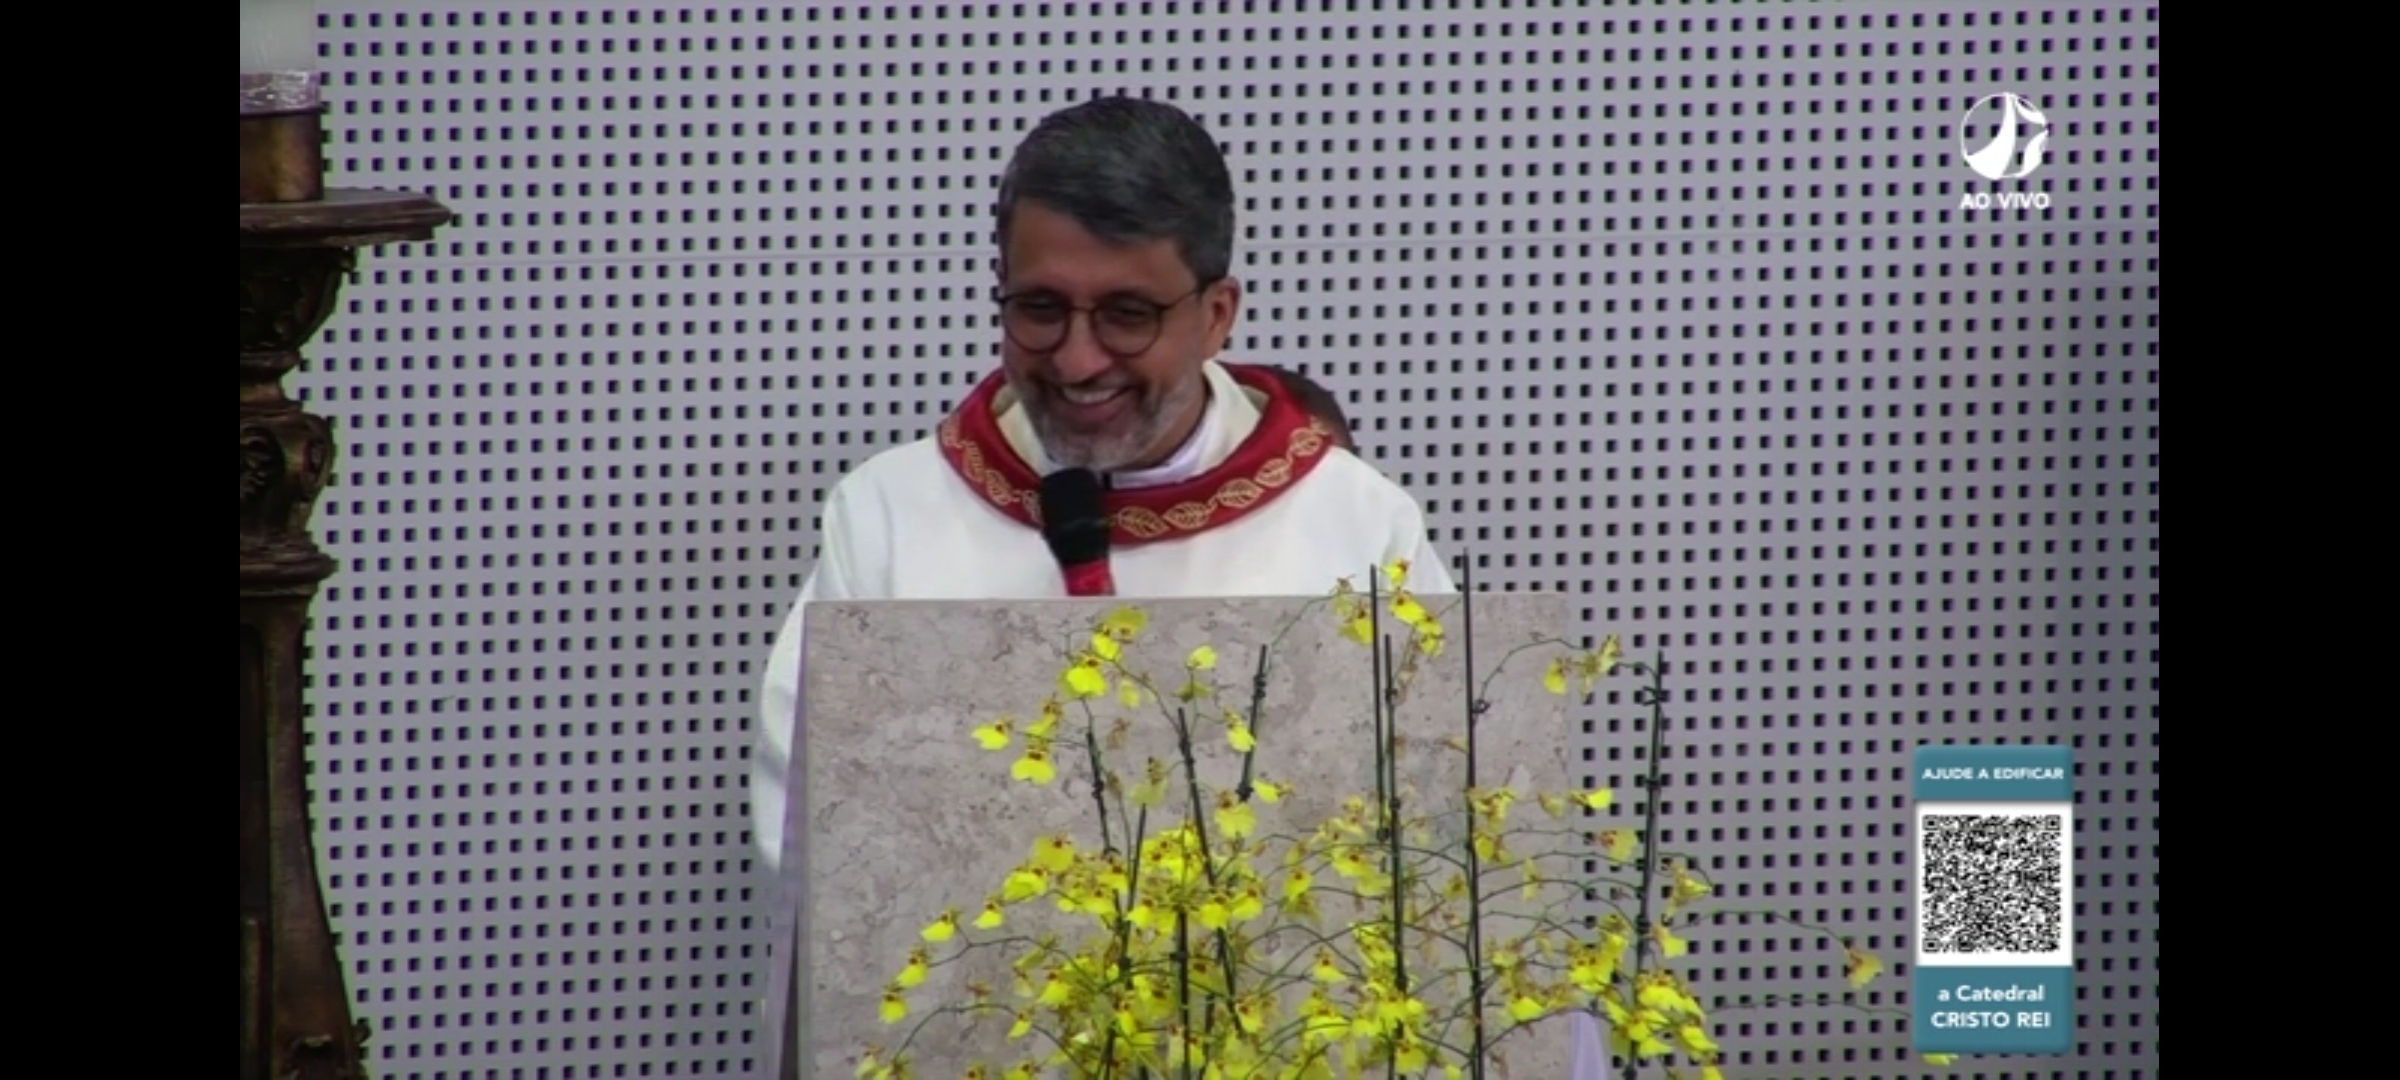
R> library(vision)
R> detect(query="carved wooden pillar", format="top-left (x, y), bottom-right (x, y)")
top-left (242, 105), bottom-right (449, 1076)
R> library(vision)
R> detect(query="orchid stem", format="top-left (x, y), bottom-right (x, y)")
top-left (1084, 716), bottom-right (1115, 855)
top-left (1235, 644), bottom-right (1270, 802)
top-left (1460, 555), bottom-right (1489, 1080)
top-left (1370, 570), bottom-right (1390, 843)
top-left (1174, 909), bottom-right (1193, 1080)
top-left (1621, 651), bottom-right (1671, 1080)
top-left (1098, 803), bottom-right (1148, 1080)
top-left (1173, 706), bottom-right (1241, 1033)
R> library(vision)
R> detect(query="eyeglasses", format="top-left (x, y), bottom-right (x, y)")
top-left (994, 282), bottom-right (1209, 358)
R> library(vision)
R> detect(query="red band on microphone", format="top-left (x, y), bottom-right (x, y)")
top-left (1062, 560), bottom-right (1116, 598)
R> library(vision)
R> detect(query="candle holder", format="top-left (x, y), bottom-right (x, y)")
top-left (241, 63), bottom-right (451, 1080)
top-left (241, 71), bottom-right (326, 203)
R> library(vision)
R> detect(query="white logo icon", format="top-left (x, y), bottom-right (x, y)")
top-left (1958, 93), bottom-right (2050, 181)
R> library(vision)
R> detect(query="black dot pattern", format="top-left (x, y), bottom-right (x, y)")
top-left (295, 3), bottom-right (2160, 1078)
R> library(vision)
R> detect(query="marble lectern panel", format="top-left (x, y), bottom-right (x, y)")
top-left (783, 593), bottom-right (1578, 1079)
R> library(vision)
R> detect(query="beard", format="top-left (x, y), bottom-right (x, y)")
top-left (1019, 367), bottom-right (1208, 473)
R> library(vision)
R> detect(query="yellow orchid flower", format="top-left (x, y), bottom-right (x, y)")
top-left (1298, 1003), bottom-right (1348, 1047)
top-left (1026, 699), bottom-right (1061, 738)
top-left (1473, 787), bottom-right (1518, 825)
top-left (1098, 605), bottom-right (1146, 641)
top-left (1370, 988), bottom-right (1427, 1032)
top-left (1060, 657), bottom-right (1108, 699)
top-left (1011, 743), bottom-right (1055, 785)
top-left (1129, 758), bottom-right (1168, 807)
top-left (1845, 945), bottom-right (1884, 987)
top-left (1568, 944), bottom-right (1617, 992)
top-left (1669, 861), bottom-right (1711, 908)
top-left (1231, 995), bottom-right (1269, 1036)
top-left (1329, 589), bottom-right (1376, 645)
top-left (1000, 868), bottom-right (1049, 903)
top-left (1595, 633), bottom-right (1622, 673)
top-left (893, 947), bottom-right (929, 989)
top-left (1215, 790), bottom-right (1257, 840)
top-left (971, 718), bottom-right (1012, 750)
top-left (1603, 929), bottom-right (1633, 969)
top-left (1414, 619), bottom-right (1446, 655)
top-left (1030, 834), bottom-right (1076, 873)
top-left (1652, 920), bottom-right (1689, 958)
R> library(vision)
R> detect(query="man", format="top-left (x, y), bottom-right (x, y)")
top-left (751, 94), bottom-right (1454, 1074)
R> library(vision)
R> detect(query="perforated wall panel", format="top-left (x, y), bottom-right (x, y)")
top-left (297, 3), bottom-right (2159, 1078)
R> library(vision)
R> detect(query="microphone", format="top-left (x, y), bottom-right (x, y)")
top-left (1038, 468), bottom-right (1116, 597)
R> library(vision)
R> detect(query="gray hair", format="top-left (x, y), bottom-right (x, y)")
top-left (996, 95), bottom-right (1236, 286)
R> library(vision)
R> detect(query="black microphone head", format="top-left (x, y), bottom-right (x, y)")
top-left (1038, 468), bottom-right (1112, 566)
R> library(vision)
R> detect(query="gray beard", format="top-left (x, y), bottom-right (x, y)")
top-left (1030, 405), bottom-right (1152, 471)
top-left (1028, 377), bottom-right (1206, 474)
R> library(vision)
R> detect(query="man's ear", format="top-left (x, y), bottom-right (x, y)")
top-left (1202, 276), bottom-right (1242, 357)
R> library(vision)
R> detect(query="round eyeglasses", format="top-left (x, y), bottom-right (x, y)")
top-left (994, 283), bottom-right (1208, 358)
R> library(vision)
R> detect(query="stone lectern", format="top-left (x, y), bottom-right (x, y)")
top-left (764, 592), bottom-right (1590, 1080)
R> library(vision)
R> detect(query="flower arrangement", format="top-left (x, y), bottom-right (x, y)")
top-left (859, 562), bottom-right (1945, 1079)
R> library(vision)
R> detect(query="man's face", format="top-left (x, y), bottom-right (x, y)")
top-left (998, 201), bottom-right (1238, 472)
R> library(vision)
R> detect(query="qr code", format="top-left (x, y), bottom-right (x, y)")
top-left (1919, 812), bottom-right (2065, 955)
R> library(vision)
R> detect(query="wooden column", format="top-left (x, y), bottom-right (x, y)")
top-left (241, 162), bottom-right (449, 1075)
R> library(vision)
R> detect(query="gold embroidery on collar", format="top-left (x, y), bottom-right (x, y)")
top-left (939, 415), bottom-right (1333, 540)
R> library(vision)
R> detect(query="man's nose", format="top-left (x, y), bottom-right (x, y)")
top-left (1047, 319), bottom-right (1117, 385)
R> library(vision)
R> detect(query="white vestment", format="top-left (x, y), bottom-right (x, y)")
top-left (751, 359), bottom-right (1598, 1076)
top-left (753, 360), bottom-right (1453, 880)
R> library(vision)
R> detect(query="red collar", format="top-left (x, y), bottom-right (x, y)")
top-left (935, 363), bottom-right (1339, 546)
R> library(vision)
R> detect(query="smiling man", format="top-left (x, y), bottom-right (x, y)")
top-left (751, 96), bottom-right (1453, 1073)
